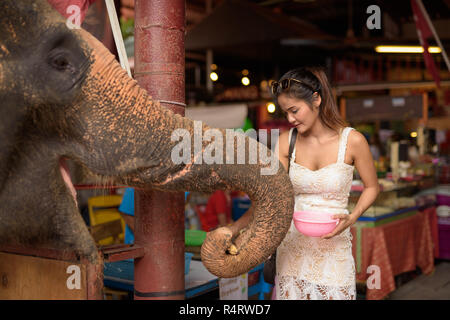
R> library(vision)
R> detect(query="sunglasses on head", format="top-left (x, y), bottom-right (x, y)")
top-left (271, 78), bottom-right (316, 95)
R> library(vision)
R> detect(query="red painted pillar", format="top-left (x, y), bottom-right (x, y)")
top-left (133, 0), bottom-right (186, 300)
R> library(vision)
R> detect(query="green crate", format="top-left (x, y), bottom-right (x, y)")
top-left (377, 171), bottom-right (387, 178)
top-left (185, 229), bottom-right (206, 246)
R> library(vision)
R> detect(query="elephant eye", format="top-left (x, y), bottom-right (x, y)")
top-left (53, 56), bottom-right (68, 69)
top-left (48, 52), bottom-right (73, 72)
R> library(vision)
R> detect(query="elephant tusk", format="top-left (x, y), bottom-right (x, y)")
top-left (227, 244), bottom-right (238, 255)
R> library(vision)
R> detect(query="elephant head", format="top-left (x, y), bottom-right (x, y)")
top-left (0, 0), bottom-right (294, 278)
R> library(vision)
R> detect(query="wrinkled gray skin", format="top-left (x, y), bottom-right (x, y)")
top-left (0, 0), bottom-right (294, 278)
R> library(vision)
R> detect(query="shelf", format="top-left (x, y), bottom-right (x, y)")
top-left (100, 244), bottom-right (145, 262)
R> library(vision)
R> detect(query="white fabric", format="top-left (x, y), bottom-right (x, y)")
top-left (275, 127), bottom-right (356, 300)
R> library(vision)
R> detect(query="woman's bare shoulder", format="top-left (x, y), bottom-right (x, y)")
top-left (348, 129), bottom-right (370, 155)
top-left (348, 129), bottom-right (367, 145)
top-left (279, 129), bottom-right (291, 142)
top-left (278, 129), bottom-right (292, 157)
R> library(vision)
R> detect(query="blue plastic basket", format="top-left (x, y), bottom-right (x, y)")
top-left (185, 252), bottom-right (194, 275)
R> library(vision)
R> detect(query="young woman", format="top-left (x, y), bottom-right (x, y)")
top-left (271, 67), bottom-right (379, 300)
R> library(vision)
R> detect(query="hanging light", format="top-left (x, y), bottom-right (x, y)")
top-left (267, 102), bottom-right (276, 113)
top-left (210, 72), bottom-right (218, 81)
top-left (241, 76), bottom-right (250, 86)
top-left (375, 45), bottom-right (441, 53)
top-left (260, 80), bottom-right (268, 89)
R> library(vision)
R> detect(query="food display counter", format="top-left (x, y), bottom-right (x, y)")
top-left (349, 176), bottom-right (438, 300)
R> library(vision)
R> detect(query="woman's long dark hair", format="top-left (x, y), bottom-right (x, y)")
top-left (273, 66), bottom-right (347, 131)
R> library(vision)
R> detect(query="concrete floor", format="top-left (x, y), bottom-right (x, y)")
top-left (387, 261), bottom-right (450, 300)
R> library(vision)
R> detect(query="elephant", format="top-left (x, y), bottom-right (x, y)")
top-left (0, 0), bottom-right (294, 278)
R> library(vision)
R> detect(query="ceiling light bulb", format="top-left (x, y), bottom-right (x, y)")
top-left (210, 72), bottom-right (218, 81)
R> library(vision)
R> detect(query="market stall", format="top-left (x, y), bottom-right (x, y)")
top-left (337, 88), bottom-right (449, 299)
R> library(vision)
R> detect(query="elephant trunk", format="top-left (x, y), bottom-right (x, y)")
top-left (200, 166), bottom-right (294, 278)
top-left (144, 118), bottom-right (295, 278)
top-left (79, 29), bottom-right (295, 278)
top-left (124, 95), bottom-right (295, 278)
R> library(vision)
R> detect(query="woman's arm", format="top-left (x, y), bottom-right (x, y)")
top-left (228, 206), bottom-right (253, 235)
top-left (322, 130), bottom-right (380, 239)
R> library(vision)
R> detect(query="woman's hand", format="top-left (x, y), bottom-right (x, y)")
top-left (320, 214), bottom-right (357, 239)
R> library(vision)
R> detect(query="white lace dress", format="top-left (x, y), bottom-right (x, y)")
top-left (275, 127), bottom-right (356, 300)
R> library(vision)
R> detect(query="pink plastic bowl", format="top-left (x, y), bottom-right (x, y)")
top-left (293, 211), bottom-right (339, 237)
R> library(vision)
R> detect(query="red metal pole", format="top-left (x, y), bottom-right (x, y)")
top-left (133, 0), bottom-right (186, 300)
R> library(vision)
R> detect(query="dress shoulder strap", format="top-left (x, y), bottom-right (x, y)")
top-left (337, 127), bottom-right (354, 163)
top-left (288, 127), bottom-right (297, 162)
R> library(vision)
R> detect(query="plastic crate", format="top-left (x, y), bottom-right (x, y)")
top-left (438, 217), bottom-right (450, 260)
top-left (437, 194), bottom-right (450, 206)
top-left (185, 252), bottom-right (194, 275)
top-left (185, 229), bottom-right (206, 246)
